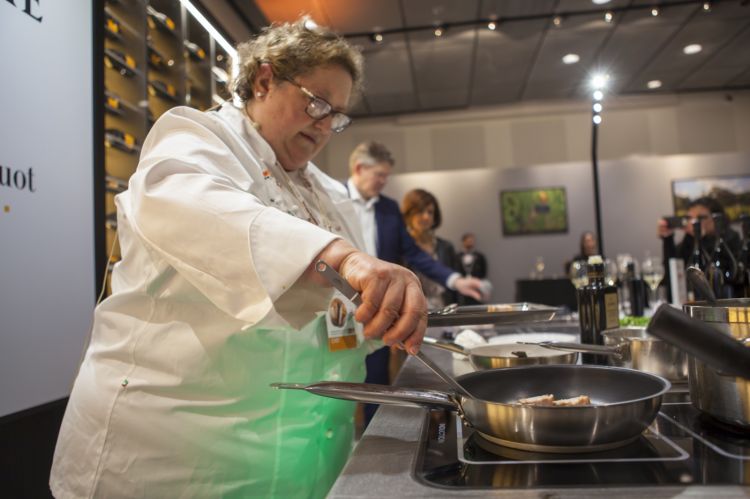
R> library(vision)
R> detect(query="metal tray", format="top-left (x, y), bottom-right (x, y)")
top-left (427, 302), bottom-right (558, 327)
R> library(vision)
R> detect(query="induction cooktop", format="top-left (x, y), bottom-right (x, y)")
top-left (414, 391), bottom-right (750, 489)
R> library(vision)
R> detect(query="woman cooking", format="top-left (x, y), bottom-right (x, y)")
top-left (50, 18), bottom-right (427, 499)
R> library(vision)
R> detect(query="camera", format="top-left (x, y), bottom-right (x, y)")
top-left (663, 215), bottom-right (688, 229)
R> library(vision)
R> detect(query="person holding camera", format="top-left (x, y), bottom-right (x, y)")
top-left (658, 197), bottom-right (741, 300)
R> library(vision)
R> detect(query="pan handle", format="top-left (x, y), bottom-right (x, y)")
top-left (647, 304), bottom-right (750, 378)
top-left (271, 381), bottom-right (458, 409)
top-left (519, 341), bottom-right (622, 359)
top-left (421, 336), bottom-right (469, 356)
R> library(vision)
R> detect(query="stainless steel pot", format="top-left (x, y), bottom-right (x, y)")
top-left (524, 327), bottom-right (688, 382)
top-left (647, 301), bottom-right (750, 430)
top-left (273, 365), bottom-right (670, 453)
top-left (683, 298), bottom-right (750, 429)
top-left (422, 336), bottom-right (578, 370)
top-left (602, 327), bottom-right (688, 382)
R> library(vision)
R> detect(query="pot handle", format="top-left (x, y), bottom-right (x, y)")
top-left (421, 336), bottom-right (469, 356)
top-left (518, 341), bottom-right (622, 359)
top-left (647, 304), bottom-right (750, 378)
top-left (271, 381), bottom-right (458, 409)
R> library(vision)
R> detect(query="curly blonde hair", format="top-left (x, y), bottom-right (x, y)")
top-left (231, 17), bottom-right (364, 104)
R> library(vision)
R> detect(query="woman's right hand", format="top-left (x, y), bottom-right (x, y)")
top-left (312, 240), bottom-right (427, 355)
top-left (339, 252), bottom-right (427, 355)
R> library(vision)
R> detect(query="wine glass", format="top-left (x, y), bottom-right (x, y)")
top-left (604, 258), bottom-right (618, 287)
top-left (641, 256), bottom-right (665, 310)
top-left (534, 256), bottom-right (545, 279)
top-left (569, 260), bottom-right (588, 289)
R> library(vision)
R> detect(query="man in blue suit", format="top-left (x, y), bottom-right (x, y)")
top-left (346, 141), bottom-right (483, 424)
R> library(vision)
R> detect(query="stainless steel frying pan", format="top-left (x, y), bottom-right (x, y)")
top-left (422, 336), bottom-right (578, 370)
top-left (273, 364), bottom-right (670, 453)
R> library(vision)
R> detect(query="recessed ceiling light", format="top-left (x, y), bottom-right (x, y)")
top-left (487, 21), bottom-right (497, 30)
top-left (593, 103), bottom-right (603, 113)
top-left (593, 90), bottom-right (604, 101)
top-left (372, 33), bottom-right (383, 43)
top-left (604, 11), bottom-right (614, 23)
top-left (590, 73), bottom-right (609, 90)
top-left (433, 26), bottom-right (444, 37)
top-left (683, 43), bottom-right (702, 55)
top-left (593, 115), bottom-right (603, 125)
top-left (647, 79), bottom-right (662, 89)
top-left (552, 16), bottom-right (562, 27)
top-left (562, 53), bottom-right (580, 64)
top-left (592, 0), bottom-right (611, 4)
top-left (651, 7), bottom-right (660, 16)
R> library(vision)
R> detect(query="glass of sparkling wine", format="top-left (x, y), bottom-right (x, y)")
top-left (641, 257), bottom-right (665, 308)
top-left (569, 260), bottom-right (588, 289)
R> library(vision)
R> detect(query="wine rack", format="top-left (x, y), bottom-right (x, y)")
top-left (102, 0), bottom-right (232, 294)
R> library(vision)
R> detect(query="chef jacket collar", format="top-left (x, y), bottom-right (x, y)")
top-left (217, 103), bottom-right (310, 174)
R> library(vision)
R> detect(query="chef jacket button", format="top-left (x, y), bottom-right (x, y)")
top-left (325, 428), bottom-right (334, 439)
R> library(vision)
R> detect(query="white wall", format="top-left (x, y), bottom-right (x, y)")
top-left (378, 153), bottom-right (749, 304)
top-left (311, 91), bottom-right (750, 304)
top-left (316, 90), bottom-right (750, 179)
top-left (1, 2), bottom-right (95, 416)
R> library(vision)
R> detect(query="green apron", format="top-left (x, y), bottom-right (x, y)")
top-left (234, 312), bottom-right (369, 498)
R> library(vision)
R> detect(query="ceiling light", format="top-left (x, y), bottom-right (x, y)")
top-left (592, 0), bottom-right (611, 4)
top-left (593, 115), bottom-right (602, 125)
top-left (593, 103), bottom-right (603, 113)
top-left (593, 90), bottom-right (604, 101)
top-left (651, 7), bottom-right (660, 16)
top-left (683, 43), bottom-right (702, 55)
top-left (647, 79), bottom-right (662, 89)
top-left (562, 53), bottom-right (580, 65)
top-left (433, 26), bottom-right (444, 37)
top-left (552, 16), bottom-right (562, 27)
top-left (590, 73), bottom-right (609, 90)
top-left (604, 11), bottom-right (614, 23)
top-left (372, 32), bottom-right (383, 43)
top-left (703, 2), bottom-right (711, 12)
top-left (487, 21), bottom-right (497, 30)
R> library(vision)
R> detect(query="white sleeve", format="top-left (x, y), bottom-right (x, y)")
top-left (124, 114), bottom-right (338, 323)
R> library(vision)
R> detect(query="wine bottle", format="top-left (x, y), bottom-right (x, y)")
top-left (104, 48), bottom-right (136, 78)
top-left (687, 217), bottom-right (710, 301)
top-left (146, 5), bottom-right (176, 35)
top-left (625, 261), bottom-right (645, 316)
top-left (578, 255), bottom-right (619, 365)
top-left (105, 128), bottom-right (139, 154)
top-left (709, 213), bottom-right (738, 299)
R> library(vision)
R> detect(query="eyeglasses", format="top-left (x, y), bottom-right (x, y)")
top-left (285, 78), bottom-right (352, 133)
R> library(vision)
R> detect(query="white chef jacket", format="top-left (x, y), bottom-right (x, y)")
top-left (50, 104), bottom-right (369, 498)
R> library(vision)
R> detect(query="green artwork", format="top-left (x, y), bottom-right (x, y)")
top-left (500, 187), bottom-right (568, 236)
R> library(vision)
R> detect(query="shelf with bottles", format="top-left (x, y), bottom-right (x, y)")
top-left (185, 13), bottom-right (211, 111)
top-left (106, 0), bottom-right (147, 38)
top-left (211, 45), bottom-right (232, 105)
top-left (104, 88), bottom-right (146, 117)
top-left (147, 1), bottom-right (184, 123)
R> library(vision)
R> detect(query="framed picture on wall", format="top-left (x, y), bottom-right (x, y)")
top-left (671, 174), bottom-right (750, 222)
top-left (500, 187), bottom-right (568, 236)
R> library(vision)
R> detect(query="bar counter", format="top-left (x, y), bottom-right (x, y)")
top-left (328, 322), bottom-right (749, 498)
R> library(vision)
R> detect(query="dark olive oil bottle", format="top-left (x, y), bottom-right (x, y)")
top-left (579, 255), bottom-right (619, 364)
